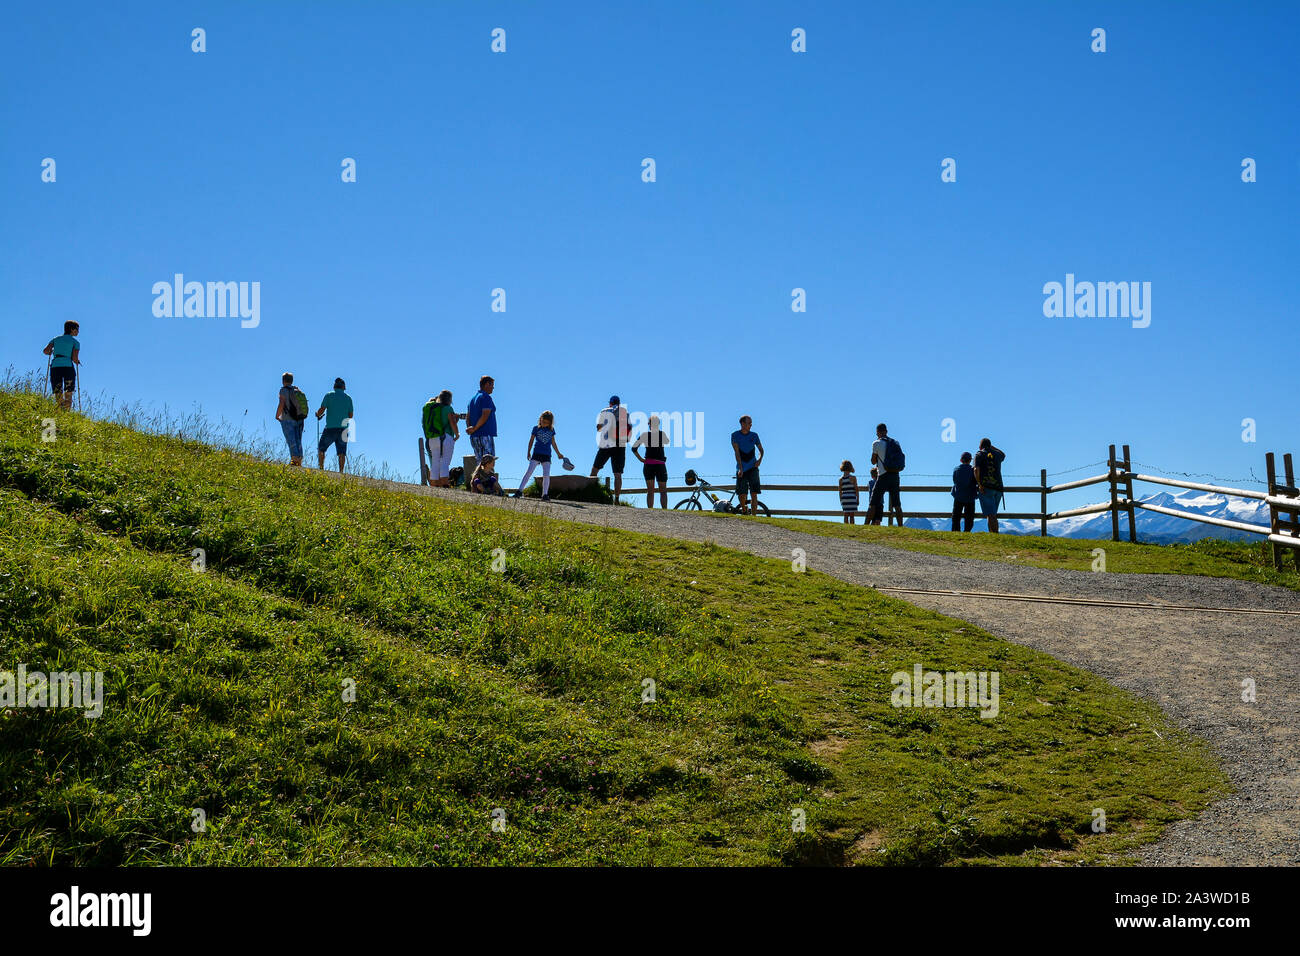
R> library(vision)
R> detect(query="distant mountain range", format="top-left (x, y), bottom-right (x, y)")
top-left (903, 489), bottom-right (1269, 544)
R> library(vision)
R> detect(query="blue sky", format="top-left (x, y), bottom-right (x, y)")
top-left (4, 1), bottom-right (1297, 517)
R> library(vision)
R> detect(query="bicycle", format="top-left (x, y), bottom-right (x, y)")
top-left (674, 469), bottom-right (770, 517)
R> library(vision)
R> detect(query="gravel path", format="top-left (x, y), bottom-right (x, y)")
top-left (354, 476), bottom-right (1300, 865)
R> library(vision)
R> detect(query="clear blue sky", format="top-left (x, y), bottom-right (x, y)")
top-left (4, 1), bottom-right (1297, 516)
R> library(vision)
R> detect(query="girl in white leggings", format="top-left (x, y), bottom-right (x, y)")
top-left (514, 411), bottom-right (565, 501)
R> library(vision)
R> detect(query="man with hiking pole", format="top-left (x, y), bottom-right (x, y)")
top-left (315, 377), bottom-right (354, 473)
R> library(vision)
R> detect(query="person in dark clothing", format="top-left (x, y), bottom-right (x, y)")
top-left (973, 438), bottom-right (1007, 533)
top-left (632, 415), bottom-right (670, 509)
top-left (867, 423), bottom-right (904, 526)
top-left (951, 451), bottom-right (977, 532)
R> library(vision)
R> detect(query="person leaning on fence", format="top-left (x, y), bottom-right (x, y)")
top-left (316, 377), bottom-right (354, 473)
top-left (275, 372), bottom-right (310, 466)
top-left (731, 415), bottom-right (764, 516)
top-left (974, 437), bottom-right (1007, 533)
top-left (868, 423), bottom-right (905, 526)
top-left (632, 414), bottom-right (670, 509)
top-left (838, 460), bottom-right (860, 524)
top-left (951, 451), bottom-right (977, 532)
top-left (43, 321), bottom-right (81, 410)
top-left (422, 389), bottom-right (460, 488)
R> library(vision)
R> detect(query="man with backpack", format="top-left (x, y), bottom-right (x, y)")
top-left (868, 423), bottom-right (905, 527)
top-left (590, 395), bottom-right (630, 504)
top-left (973, 438), bottom-right (1007, 533)
top-left (274, 372), bottom-right (310, 466)
top-left (422, 390), bottom-right (460, 487)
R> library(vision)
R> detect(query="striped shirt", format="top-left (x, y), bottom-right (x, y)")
top-left (839, 473), bottom-right (859, 510)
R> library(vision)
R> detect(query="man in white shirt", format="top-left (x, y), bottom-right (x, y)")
top-left (590, 394), bottom-right (630, 503)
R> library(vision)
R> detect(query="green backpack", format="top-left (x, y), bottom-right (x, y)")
top-left (422, 399), bottom-right (453, 439)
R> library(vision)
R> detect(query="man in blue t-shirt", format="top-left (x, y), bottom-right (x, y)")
top-left (43, 321), bottom-right (81, 410)
top-left (465, 375), bottom-right (498, 466)
top-left (730, 415), bottom-right (764, 515)
top-left (315, 377), bottom-right (354, 473)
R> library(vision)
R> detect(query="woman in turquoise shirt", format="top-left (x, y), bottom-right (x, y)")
top-left (43, 321), bottom-right (81, 410)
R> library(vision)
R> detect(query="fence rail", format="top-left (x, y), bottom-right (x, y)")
top-left (422, 439), bottom-right (1300, 572)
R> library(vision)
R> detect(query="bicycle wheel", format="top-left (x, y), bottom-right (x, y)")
top-left (674, 498), bottom-right (703, 510)
top-left (754, 500), bottom-right (771, 517)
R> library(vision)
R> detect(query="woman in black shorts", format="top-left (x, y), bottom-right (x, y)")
top-left (632, 415), bottom-right (670, 509)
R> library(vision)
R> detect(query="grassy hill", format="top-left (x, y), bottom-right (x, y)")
top-left (0, 387), bottom-right (1225, 865)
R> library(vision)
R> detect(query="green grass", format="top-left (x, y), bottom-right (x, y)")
top-left (0, 387), bottom-right (1227, 865)
top-left (759, 516), bottom-right (1300, 591)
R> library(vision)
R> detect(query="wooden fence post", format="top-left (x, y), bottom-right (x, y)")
top-left (1266, 452), bottom-right (1282, 569)
top-left (1040, 468), bottom-right (1048, 537)
top-left (1286, 454), bottom-right (1300, 572)
top-left (1122, 444), bottom-right (1138, 543)
top-left (1108, 444), bottom-right (1120, 542)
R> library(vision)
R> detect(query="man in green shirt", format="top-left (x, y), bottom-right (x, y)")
top-left (315, 377), bottom-right (355, 472)
top-left (42, 321), bottom-right (81, 410)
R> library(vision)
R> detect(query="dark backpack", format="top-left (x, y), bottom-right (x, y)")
top-left (883, 437), bottom-right (905, 472)
top-left (978, 448), bottom-right (1004, 490)
top-left (285, 387), bottom-right (309, 421)
top-left (423, 399), bottom-right (452, 438)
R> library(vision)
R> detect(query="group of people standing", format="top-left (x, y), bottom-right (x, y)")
top-left (40, 329), bottom-right (1006, 529)
top-left (834, 425), bottom-right (1008, 533)
top-left (413, 382), bottom-right (673, 506)
top-left (265, 376), bottom-right (1011, 533)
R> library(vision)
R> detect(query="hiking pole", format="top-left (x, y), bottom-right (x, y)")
top-left (43, 354), bottom-right (51, 400)
top-left (75, 363), bottom-right (83, 414)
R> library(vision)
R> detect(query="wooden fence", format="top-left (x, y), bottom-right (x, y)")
top-left (422, 439), bottom-right (1300, 571)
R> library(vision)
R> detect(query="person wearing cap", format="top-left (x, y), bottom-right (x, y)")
top-left (951, 451), bottom-right (978, 532)
top-left (316, 377), bottom-right (354, 473)
top-left (590, 394), bottom-right (630, 503)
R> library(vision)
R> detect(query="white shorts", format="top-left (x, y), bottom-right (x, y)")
top-left (427, 435), bottom-right (456, 480)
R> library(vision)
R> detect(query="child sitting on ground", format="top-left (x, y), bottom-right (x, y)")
top-left (470, 455), bottom-right (503, 495)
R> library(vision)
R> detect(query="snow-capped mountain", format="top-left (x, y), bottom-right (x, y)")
top-left (903, 489), bottom-right (1270, 544)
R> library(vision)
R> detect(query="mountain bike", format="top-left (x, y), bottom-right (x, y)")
top-left (674, 469), bottom-right (770, 516)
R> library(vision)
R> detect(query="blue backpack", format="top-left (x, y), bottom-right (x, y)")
top-left (883, 437), bottom-right (905, 472)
